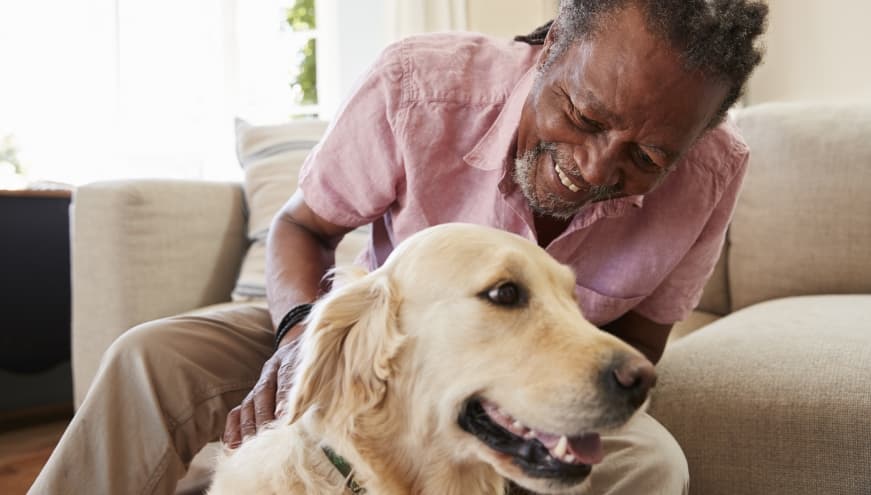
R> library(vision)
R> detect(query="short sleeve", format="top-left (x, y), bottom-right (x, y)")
top-left (633, 145), bottom-right (750, 325)
top-left (299, 42), bottom-right (407, 228)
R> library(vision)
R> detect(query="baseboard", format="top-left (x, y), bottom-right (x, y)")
top-left (0, 403), bottom-right (74, 433)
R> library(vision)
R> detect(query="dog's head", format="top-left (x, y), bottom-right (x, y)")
top-left (288, 223), bottom-right (656, 494)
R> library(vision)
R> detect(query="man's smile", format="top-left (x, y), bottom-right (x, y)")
top-left (536, 143), bottom-right (622, 207)
top-left (555, 164), bottom-right (581, 193)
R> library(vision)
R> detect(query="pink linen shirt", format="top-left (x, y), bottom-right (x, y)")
top-left (299, 33), bottom-right (750, 326)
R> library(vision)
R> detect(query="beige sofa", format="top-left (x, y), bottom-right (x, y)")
top-left (70, 102), bottom-right (871, 494)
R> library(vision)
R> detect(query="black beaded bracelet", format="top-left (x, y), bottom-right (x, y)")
top-left (274, 303), bottom-right (314, 350)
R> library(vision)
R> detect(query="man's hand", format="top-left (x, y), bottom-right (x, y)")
top-left (224, 192), bottom-right (349, 448)
top-left (222, 339), bottom-right (300, 449)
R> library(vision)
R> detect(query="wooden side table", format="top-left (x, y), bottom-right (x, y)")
top-left (0, 188), bottom-right (74, 420)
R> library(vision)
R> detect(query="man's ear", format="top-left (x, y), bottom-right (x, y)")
top-left (538, 20), bottom-right (560, 69)
top-left (287, 269), bottom-right (405, 424)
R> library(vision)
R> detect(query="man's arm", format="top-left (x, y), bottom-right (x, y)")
top-left (223, 190), bottom-right (353, 448)
top-left (602, 310), bottom-right (673, 364)
top-left (266, 190), bottom-right (353, 341)
top-left (223, 38), bottom-right (407, 448)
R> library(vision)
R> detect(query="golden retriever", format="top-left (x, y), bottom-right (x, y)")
top-left (208, 223), bottom-right (655, 495)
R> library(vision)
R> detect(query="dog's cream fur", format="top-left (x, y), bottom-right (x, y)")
top-left (208, 223), bottom-right (649, 495)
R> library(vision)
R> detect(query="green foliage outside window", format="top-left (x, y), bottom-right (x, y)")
top-left (287, 0), bottom-right (317, 107)
top-left (286, 0), bottom-right (315, 30)
top-left (0, 135), bottom-right (24, 175)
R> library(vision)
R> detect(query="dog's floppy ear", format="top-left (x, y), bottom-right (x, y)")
top-left (288, 268), bottom-right (405, 424)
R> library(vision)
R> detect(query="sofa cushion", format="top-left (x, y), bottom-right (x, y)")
top-left (233, 119), bottom-right (369, 301)
top-left (650, 295), bottom-right (871, 495)
top-left (730, 103), bottom-right (871, 310)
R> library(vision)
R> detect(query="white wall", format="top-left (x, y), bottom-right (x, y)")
top-left (464, 0), bottom-right (871, 104)
top-left (466, 0), bottom-right (558, 38)
top-left (316, 0), bottom-right (391, 119)
top-left (746, 0), bottom-right (871, 104)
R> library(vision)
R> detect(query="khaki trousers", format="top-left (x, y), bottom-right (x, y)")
top-left (30, 304), bottom-right (689, 495)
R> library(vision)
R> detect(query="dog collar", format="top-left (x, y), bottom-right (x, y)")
top-left (322, 445), bottom-right (366, 494)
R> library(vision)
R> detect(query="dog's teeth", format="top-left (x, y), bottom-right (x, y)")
top-left (553, 435), bottom-right (568, 457)
top-left (523, 430), bottom-right (537, 440)
top-left (564, 454), bottom-right (576, 464)
top-left (512, 420), bottom-right (524, 431)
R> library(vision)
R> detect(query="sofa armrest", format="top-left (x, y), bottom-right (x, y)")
top-left (71, 179), bottom-right (248, 407)
top-left (649, 295), bottom-right (871, 495)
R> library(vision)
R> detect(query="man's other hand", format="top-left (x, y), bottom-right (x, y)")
top-left (222, 339), bottom-right (299, 449)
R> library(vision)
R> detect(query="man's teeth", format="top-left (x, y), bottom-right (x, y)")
top-left (555, 164), bottom-right (581, 192)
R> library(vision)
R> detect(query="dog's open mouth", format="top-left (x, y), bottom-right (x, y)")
top-left (458, 398), bottom-right (601, 481)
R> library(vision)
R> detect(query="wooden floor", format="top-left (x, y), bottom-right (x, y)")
top-left (0, 419), bottom-right (68, 495)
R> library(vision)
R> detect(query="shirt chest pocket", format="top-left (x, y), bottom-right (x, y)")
top-left (574, 283), bottom-right (647, 327)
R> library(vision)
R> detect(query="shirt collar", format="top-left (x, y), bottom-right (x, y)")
top-left (462, 65), bottom-right (535, 176)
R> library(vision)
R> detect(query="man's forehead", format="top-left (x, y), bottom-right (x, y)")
top-left (552, 27), bottom-right (725, 151)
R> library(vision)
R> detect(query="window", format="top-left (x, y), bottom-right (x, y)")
top-left (0, 135), bottom-right (26, 189)
top-left (0, 0), bottom-right (391, 185)
top-left (284, 0), bottom-right (319, 118)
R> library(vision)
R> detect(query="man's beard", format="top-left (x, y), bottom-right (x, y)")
top-left (513, 142), bottom-right (618, 220)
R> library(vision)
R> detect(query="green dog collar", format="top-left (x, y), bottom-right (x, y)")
top-left (322, 445), bottom-right (366, 494)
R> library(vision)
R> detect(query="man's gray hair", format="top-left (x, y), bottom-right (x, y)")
top-left (515, 0), bottom-right (769, 125)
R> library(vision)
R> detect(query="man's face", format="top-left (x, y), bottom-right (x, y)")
top-left (515, 6), bottom-right (729, 219)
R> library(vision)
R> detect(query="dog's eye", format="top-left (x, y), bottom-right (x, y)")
top-left (485, 282), bottom-right (524, 307)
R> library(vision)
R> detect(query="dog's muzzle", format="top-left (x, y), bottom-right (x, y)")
top-left (458, 398), bottom-right (596, 482)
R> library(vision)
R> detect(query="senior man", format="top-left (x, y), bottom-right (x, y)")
top-left (32, 0), bottom-right (767, 493)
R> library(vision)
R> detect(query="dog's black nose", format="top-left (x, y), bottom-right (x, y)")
top-left (608, 355), bottom-right (657, 408)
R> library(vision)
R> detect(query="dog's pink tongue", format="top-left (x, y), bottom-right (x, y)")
top-left (568, 434), bottom-right (603, 464)
top-left (535, 432), bottom-right (604, 465)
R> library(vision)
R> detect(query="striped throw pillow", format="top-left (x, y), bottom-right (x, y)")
top-left (232, 118), bottom-right (369, 301)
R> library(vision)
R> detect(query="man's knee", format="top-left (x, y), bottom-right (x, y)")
top-left (100, 318), bottom-right (187, 372)
top-left (94, 311), bottom-right (268, 416)
top-left (590, 413), bottom-right (689, 494)
top-left (624, 413), bottom-right (689, 494)
top-left (645, 416), bottom-right (689, 492)
top-left (92, 316), bottom-right (222, 413)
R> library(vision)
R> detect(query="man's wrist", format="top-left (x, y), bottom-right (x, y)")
top-left (274, 303), bottom-right (314, 350)
top-left (277, 326), bottom-right (302, 349)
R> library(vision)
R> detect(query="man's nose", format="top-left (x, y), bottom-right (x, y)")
top-left (573, 142), bottom-right (621, 187)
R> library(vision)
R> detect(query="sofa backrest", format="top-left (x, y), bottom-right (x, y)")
top-left (715, 102), bottom-right (871, 311)
top-left (694, 247), bottom-right (730, 316)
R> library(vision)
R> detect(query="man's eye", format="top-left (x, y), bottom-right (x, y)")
top-left (581, 115), bottom-right (605, 131)
top-left (485, 282), bottom-right (524, 307)
top-left (577, 114), bottom-right (603, 132)
top-left (635, 148), bottom-right (662, 173)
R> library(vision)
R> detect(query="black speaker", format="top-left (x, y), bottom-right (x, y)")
top-left (0, 190), bottom-right (72, 374)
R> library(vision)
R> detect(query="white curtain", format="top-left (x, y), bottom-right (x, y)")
top-left (0, 0), bottom-right (471, 186)
top-left (0, 0), bottom-right (303, 185)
